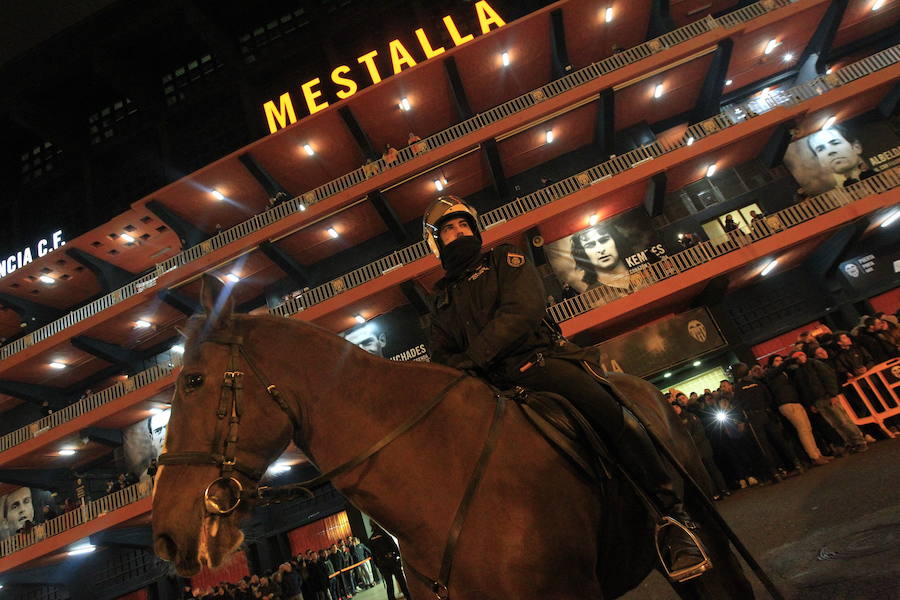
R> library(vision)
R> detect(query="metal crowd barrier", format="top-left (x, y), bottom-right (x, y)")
top-left (0, 480), bottom-right (151, 558)
top-left (0, 0), bottom-right (797, 362)
top-left (839, 357), bottom-right (900, 438)
top-left (0, 355), bottom-right (181, 455)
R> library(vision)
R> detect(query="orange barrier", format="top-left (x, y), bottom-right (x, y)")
top-left (838, 358), bottom-right (900, 438)
top-left (328, 557), bottom-right (373, 579)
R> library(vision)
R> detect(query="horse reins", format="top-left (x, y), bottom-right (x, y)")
top-left (157, 326), bottom-right (498, 599)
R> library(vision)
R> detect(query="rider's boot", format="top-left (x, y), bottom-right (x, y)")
top-left (615, 408), bottom-right (713, 582)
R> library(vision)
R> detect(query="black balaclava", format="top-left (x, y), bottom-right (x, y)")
top-left (440, 235), bottom-right (483, 279)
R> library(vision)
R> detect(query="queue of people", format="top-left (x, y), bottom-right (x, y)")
top-left (668, 310), bottom-right (899, 498)
top-left (181, 535), bottom-right (404, 600)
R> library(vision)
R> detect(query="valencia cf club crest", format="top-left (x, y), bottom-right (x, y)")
top-left (507, 253), bottom-right (525, 268)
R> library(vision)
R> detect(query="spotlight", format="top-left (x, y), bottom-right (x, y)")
top-left (39, 275), bottom-right (55, 284)
top-left (822, 116), bottom-right (837, 130)
top-left (225, 273), bottom-right (240, 283)
top-left (211, 190), bottom-right (225, 201)
top-left (880, 209), bottom-right (899, 228)
top-left (764, 39), bottom-right (778, 55)
top-left (354, 314), bottom-right (366, 324)
top-left (303, 144), bottom-right (315, 156)
top-left (589, 213), bottom-right (599, 226)
top-left (783, 53), bottom-right (793, 62)
top-left (604, 7), bottom-right (613, 22)
top-left (120, 233), bottom-right (135, 243)
top-left (327, 227), bottom-right (339, 238)
top-left (434, 179), bottom-right (444, 191)
top-left (134, 320), bottom-right (152, 329)
top-left (761, 259), bottom-right (778, 276)
top-left (654, 84), bottom-right (664, 98)
top-left (501, 51), bottom-right (510, 66)
top-left (715, 410), bottom-right (728, 423)
top-left (706, 164), bottom-right (717, 177)
top-left (545, 129), bottom-right (554, 144)
top-left (50, 362), bottom-right (66, 369)
top-left (399, 97), bottom-right (411, 111)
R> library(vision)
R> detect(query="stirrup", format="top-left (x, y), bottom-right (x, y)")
top-left (655, 516), bottom-right (713, 583)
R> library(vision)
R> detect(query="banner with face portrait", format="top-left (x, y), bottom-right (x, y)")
top-left (783, 114), bottom-right (900, 195)
top-left (0, 486), bottom-right (54, 541)
top-left (545, 207), bottom-right (667, 294)
top-left (340, 304), bottom-right (429, 362)
top-left (592, 307), bottom-right (726, 377)
top-left (839, 247), bottom-right (900, 293)
top-left (122, 410), bottom-right (170, 479)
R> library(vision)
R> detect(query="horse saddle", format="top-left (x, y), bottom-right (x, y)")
top-left (503, 386), bottom-right (613, 484)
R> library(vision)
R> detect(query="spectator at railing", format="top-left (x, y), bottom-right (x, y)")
top-left (382, 143), bottom-right (398, 164)
top-left (856, 316), bottom-right (900, 364)
top-left (268, 191), bottom-right (290, 210)
top-left (749, 210), bottom-right (767, 234)
top-left (678, 232), bottom-right (699, 249)
top-left (408, 132), bottom-right (427, 155)
top-left (39, 400), bottom-right (54, 418)
top-left (362, 157), bottom-right (379, 178)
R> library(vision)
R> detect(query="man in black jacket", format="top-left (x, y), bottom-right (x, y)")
top-left (832, 332), bottom-right (873, 382)
top-left (423, 195), bottom-right (709, 582)
top-left (857, 317), bottom-right (899, 364)
top-left (731, 363), bottom-right (803, 480)
top-left (369, 526), bottom-right (411, 600)
top-left (785, 351), bottom-right (867, 453)
top-left (765, 355), bottom-right (831, 466)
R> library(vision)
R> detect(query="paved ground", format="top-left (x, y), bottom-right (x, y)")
top-left (350, 439), bottom-right (899, 599)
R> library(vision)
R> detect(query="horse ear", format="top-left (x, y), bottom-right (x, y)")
top-left (199, 274), bottom-right (233, 326)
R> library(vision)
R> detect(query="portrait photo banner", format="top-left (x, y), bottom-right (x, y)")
top-left (593, 307), bottom-right (726, 377)
top-left (783, 113), bottom-right (900, 195)
top-left (544, 207), bottom-right (667, 295)
top-left (340, 304), bottom-right (429, 362)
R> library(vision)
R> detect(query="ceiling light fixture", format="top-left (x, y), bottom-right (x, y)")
top-left (764, 39), bottom-right (778, 55)
top-left (706, 164), bottom-right (717, 177)
top-left (303, 144), bottom-right (315, 156)
top-left (760, 87), bottom-right (771, 97)
top-left (761, 259), bottom-right (778, 276)
top-left (211, 190), bottom-right (225, 201)
top-left (399, 97), bottom-right (411, 111)
top-left (67, 544), bottom-right (96, 556)
top-left (880, 209), bottom-right (899, 228)
top-left (38, 275), bottom-right (55, 284)
top-left (501, 51), bottom-right (510, 66)
top-left (50, 362), bottom-right (66, 369)
top-left (59, 448), bottom-right (77, 456)
top-left (605, 7), bottom-right (613, 22)
top-left (225, 273), bottom-right (240, 283)
top-left (327, 227), bottom-right (339, 238)
top-left (354, 314), bottom-right (366, 324)
top-left (654, 84), bottom-right (664, 98)
top-left (725, 79), bottom-right (733, 86)
top-left (120, 233), bottom-right (135, 243)
top-left (663, 372), bottom-right (672, 378)
top-left (269, 462), bottom-right (291, 474)
top-left (822, 116), bottom-right (837, 130)
top-left (872, 0), bottom-right (885, 10)
top-left (434, 179), bottom-right (444, 191)
top-left (134, 320), bottom-right (151, 329)
top-left (545, 129), bottom-right (554, 143)
top-left (686, 136), bottom-right (695, 146)
top-left (589, 213), bottom-right (599, 226)
top-left (171, 344), bottom-right (185, 354)
top-left (826, 67), bottom-right (833, 74)
top-left (693, 360), bottom-right (702, 367)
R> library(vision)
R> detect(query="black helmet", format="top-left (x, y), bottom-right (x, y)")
top-left (422, 195), bottom-right (481, 258)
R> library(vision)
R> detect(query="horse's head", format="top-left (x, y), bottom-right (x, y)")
top-left (152, 275), bottom-right (297, 575)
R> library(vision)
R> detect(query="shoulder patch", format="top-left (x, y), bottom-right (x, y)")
top-left (507, 252), bottom-right (525, 267)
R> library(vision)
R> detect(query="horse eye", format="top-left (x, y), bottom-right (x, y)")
top-left (185, 374), bottom-right (204, 389)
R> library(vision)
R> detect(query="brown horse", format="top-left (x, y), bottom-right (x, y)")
top-left (152, 275), bottom-right (755, 599)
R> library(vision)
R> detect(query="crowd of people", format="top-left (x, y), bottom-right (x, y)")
top-left (668, 311), bottom-right (899, 498)
top-left (182, 531), bottom-right (410, 600)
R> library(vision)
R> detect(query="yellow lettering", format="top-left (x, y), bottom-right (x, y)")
top-left (443, 15), bottom-right (474, 46)
top-left (475, 1), bottom-right (506, 33)
top-left (301, 78), bottom-right (329, 114)
top-left (331, 65), bottom-right (358, 99)
top-left (414, 28), bottom-right (445, 59)
top-left (388, 39), bottom-right (417, 74)
top-left (263, 93), bottom-right (298, 134)
top-left (357, 50), bottom-right (382, 84)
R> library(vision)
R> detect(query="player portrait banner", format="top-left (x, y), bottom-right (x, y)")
top-left (839, 247), bottom-right (900, 293)
top-left (544, 207), bottom-right (667, 295)
top-left (122, 410), bottom-right (170, 480)
top-left (0, 486), bottom-right (55, 541)
top-left (340, 304), bottom-right (429, 362)
top-left (783, 114), bottom-right (900, 195)
top-left (593, 307), bottom-right (726, 377)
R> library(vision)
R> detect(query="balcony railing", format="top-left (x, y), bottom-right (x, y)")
top-left (0, 0), bottom-right (797, 363)
top-left (0, 481), bottom-right (151, 558)
top-left (0, 355), bottom-right (181, 455)
top-left (548, 168), bottom-right (900, 323)
top-left (272, 44), bottom-right (900, 317)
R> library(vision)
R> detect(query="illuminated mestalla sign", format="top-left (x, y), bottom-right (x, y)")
top-left (0, 230), bottom-right (65, 278)
top-left (262, 0), bottom-right (506, 134)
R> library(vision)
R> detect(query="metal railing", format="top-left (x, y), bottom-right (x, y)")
top-left (268, 44), bottom-right (900, 316)
top-left (0, 481), bottom-right (151, 558)
top-left (0, 355), bottom-right (181, 454)
top-left (547, 168), bottom-right (900, 323)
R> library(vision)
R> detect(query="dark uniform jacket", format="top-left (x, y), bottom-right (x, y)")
top-left (856, 330), bottom-right (898, 364)
top-left (368, 531), bottom-right (402, 572)
top-left (763, 365), bottom-right (800, 406)
top-left (733, 377), bottom-right (776, 413)
top-left (429, 244), bottom-right (556, 380)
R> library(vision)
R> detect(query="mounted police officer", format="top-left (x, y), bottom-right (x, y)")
top-left (423, 196), bottom-right (710, 582)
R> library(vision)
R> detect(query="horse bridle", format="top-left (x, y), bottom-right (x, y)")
top-left (157, 330), bottom-right (305, 516)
